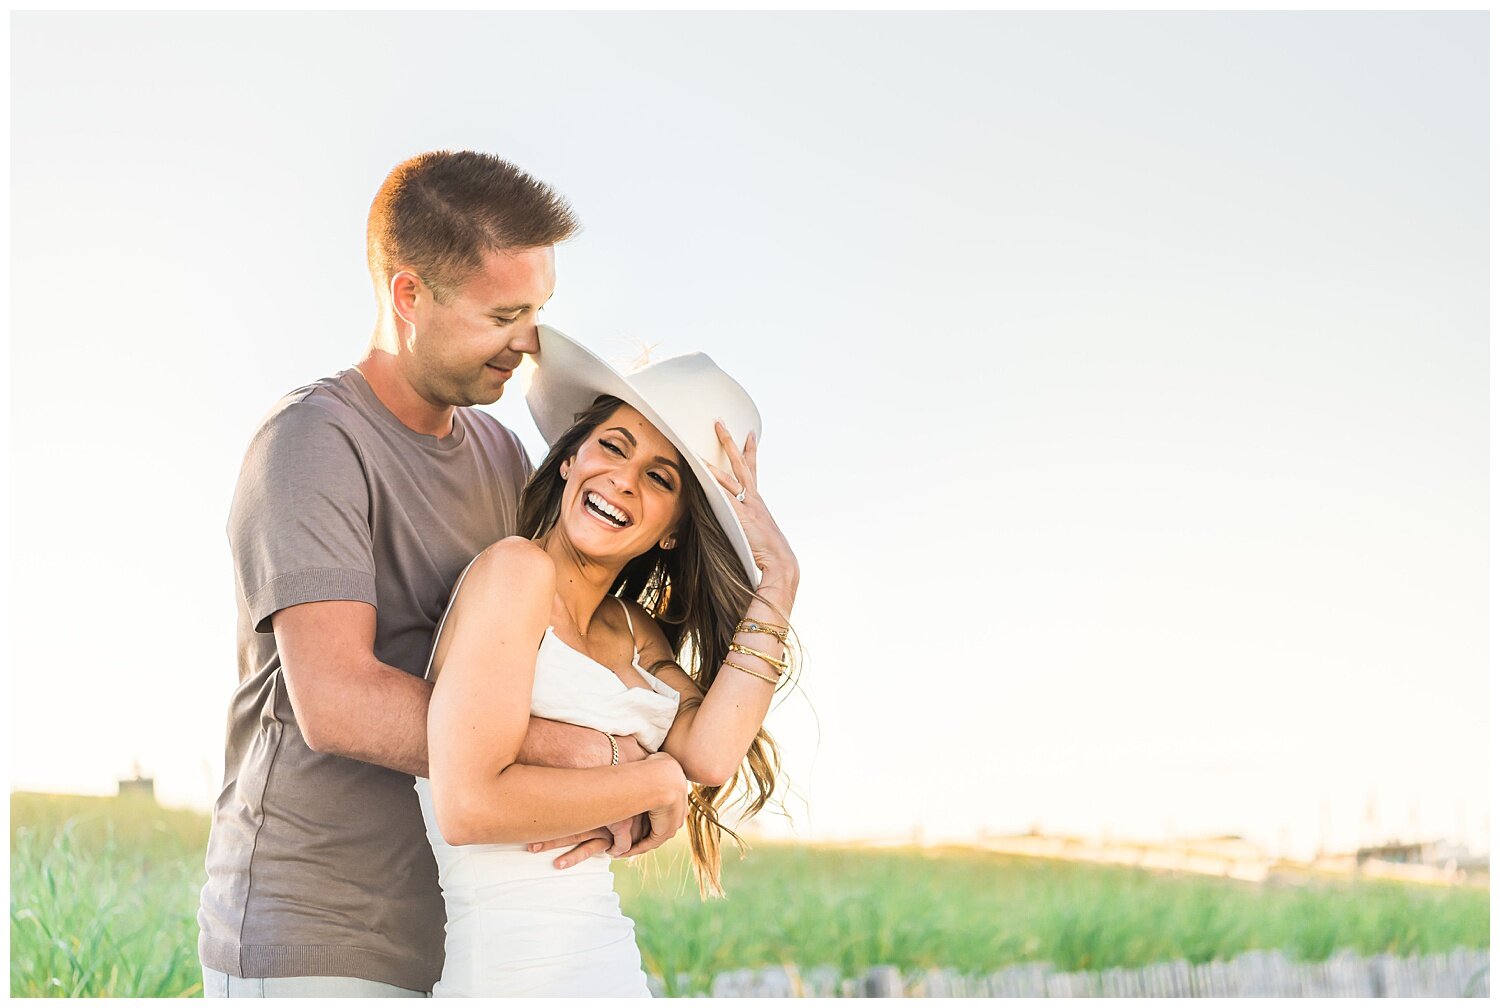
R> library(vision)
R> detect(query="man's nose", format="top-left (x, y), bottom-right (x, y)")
top-left (513, 318), bottom-right (542, 356)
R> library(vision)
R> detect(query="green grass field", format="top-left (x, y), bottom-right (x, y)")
top-left (10, 793), bottom-right (1490, 997)
top-left (11, 794), bottom-right (211, 997)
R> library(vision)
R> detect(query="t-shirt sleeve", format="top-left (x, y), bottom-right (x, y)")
top-left (228, 401), bottom-right (378, 634)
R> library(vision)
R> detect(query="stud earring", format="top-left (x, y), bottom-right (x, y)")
top-left (660, 538), bottom-right (675, 550)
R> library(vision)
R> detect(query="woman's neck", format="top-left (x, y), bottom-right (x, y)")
top-left (537, 529), bottom-right (625, 638)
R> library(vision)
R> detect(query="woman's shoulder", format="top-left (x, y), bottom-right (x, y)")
top-left (616, 597), bottom-right (660, 637)
top-left (465, 537), bottom-right (557, 595)
top-left (616, 598), bottom-right (684, 673)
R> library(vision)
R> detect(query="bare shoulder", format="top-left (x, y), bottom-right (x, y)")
top-left (446, 538), bottom-right (555, 625)
top-left (620, 599), bottom-right (695, 685)
top-left (468, 536), bottom-right (556, 589)
top-left (431, 539), bottom-right (553, 684)
top-left (619, 598), bottom-right (666, 645)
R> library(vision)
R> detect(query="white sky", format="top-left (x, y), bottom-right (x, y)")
top-left (9, 11), bottom-right (1489, 862)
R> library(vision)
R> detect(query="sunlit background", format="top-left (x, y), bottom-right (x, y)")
top-left (9, 11), bottom-right (1488, 865)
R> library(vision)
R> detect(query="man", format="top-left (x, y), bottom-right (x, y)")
top-left (198, 151), bottom-right (686, 998)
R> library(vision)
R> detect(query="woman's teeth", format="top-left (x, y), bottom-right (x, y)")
top-left (585, 491), bottom-right (629, 527)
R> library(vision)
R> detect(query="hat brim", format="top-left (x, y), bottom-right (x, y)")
top-left (526, 324), bottom-right (761, 588)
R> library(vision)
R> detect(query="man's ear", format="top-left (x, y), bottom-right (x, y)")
top-left (389, 270), bottom-right (423, 328)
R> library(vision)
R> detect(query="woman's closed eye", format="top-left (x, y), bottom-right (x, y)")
top-left (599, 439), bottom-right (675, 490)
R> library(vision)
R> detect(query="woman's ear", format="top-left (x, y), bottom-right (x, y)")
top-left (560, 457), bottom-right (573, 480)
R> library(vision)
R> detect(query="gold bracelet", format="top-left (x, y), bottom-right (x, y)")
top-left (603, 731), bottom-right (620, 766)
top-left (736, 618), bottom-right (789, 642)
top-left (724, 658), bottom-right (780, 685)
top-left (729, 642), bottom-right (789, 671)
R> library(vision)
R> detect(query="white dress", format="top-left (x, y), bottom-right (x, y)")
top-left (414, 582), bottom-right (679, 998)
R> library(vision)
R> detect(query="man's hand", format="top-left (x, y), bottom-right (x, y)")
top-left (615, 734), bottom-right (647, 765)
top-left (525, 818), bottom-right (633, 869)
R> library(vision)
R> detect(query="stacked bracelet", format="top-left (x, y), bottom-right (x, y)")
top-left (728, 641), bottom-right (789, 671)
top-left (736, 617), bottom-right (789, 643)
top-left (724, 658), bottom-right (781, 685)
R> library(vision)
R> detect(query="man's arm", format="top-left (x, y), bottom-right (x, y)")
top-left (274, 600), bottom-right (430, 775)
top-left (274, 599), bottom-right (640, 777)
top-left (518, 718), bottom-right (648, 769)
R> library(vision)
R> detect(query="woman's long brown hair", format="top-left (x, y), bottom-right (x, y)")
top-left (517, 395), bottom-right (792, 897)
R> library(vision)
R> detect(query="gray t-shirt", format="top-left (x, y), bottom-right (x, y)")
top-left (198, 368), bottom-right (531, 990)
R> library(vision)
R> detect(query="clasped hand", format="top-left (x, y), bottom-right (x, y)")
top-left (527, 747), bottom-right (689, 870)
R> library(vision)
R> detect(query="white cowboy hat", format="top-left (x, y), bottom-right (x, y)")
top-left (526, 324), bottom-right (763, 587)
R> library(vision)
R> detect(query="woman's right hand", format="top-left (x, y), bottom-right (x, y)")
top-left (704, 422), bottom-right (799, 584)
top-left (624, 753), bottom-right (688, 858)
top-left (527, 751), bottom-right (687, 868)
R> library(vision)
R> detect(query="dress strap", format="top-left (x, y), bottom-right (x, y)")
top-left (423, 555), bottom-right (481, 683)
top-left (614, 595), bottom-right (639, 658)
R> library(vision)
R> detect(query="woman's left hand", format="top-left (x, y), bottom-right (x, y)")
top-left (705, 421), bottom-right (798, 585)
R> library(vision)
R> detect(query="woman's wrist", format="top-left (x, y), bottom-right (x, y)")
top-left (648, 747), bottom-right (687, 780)
top-left (643, 751), bottom-right (686, 794)
top-left (756, 557), bottom-right (799, 593)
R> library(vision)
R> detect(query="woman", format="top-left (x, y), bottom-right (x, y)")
top-left (414, 325), bottom-right (798, 997)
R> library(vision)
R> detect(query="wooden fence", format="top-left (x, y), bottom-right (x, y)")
top-left (649, 946), bottom-right (1489, 997)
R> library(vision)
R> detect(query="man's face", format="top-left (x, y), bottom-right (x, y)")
top-left (403, 245), bottom-right (556, 408)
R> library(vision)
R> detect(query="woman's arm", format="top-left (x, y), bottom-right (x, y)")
top-left (628, 566), bottom-right (798, 788)
top-left (639, 420), bottom-right (801, 787)
top-left (427, 537), bottom-right (686, 846)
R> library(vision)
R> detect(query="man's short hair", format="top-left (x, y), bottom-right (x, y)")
top-left (367, 150), bottom-right (579, 301)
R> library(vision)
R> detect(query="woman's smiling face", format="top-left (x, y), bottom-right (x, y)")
top-left (557, 403), bottom-right (688, 565)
